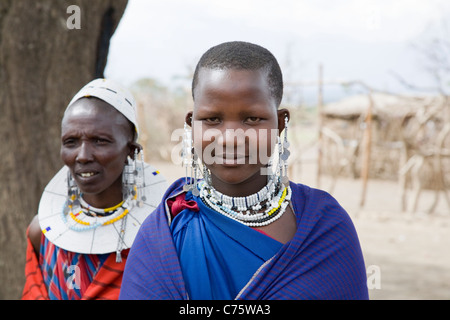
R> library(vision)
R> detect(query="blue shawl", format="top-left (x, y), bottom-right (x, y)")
top-left (170, 191), bottom-right (283, 299)
top-left (119, 178), bottom-right (369, 300)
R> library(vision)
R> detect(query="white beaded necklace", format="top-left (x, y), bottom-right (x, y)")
top-left (211, 179), bottom-right (276, 212)
top-left (197, 179), bottom-right (291, 227)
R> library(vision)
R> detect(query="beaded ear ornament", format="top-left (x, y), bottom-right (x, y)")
top-left (279, 114), bottom-right (290, 186)
top-left (182, 122), bottom-right (200, 196)
top-left (63, 148), bottom-right (146, 262)
top-left (122, 148), bottom-right (147, 207)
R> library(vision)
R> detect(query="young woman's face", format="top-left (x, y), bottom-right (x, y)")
top-left (190, 68), bottom-right (288, 193)
top-left (60, 98), bottom-right (134, 207)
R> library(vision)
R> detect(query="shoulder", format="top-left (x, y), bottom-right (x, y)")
top-left (289, 181), bottom-right (352, 227)
top-left (286, 183), bottom-right (368, 299)
top-left (288, 181), bottom-right (365, 262)
top-left (290, 182), bottom-right (343, 211)
top-left (142, 162), bottom-right (169, 189)
top-left (140, 177), bottom-right (187, 229)
top-left (161, 177), bottom-right (188, 202)
top-left (27, 214), bottom-right (42, 255)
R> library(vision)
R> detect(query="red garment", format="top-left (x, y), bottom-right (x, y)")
top-left (81, 250), bottom-right (128, 300)
top-left (22, 236), bottom-right (49, 300)
top-left (167, 192), bottom-right (199, 217)
top-left (22, 229), bottom-right (129, 300)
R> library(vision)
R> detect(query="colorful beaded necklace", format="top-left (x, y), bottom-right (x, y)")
top-left (62, 194), bottom-right (131, 232)
top-left (197, 179), bottom-right (292, 227)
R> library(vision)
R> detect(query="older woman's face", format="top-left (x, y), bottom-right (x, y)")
top-left (60, 98), bottom-right (133, 207)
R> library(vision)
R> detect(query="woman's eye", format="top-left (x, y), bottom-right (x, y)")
top-left (62, 139), bottom-right (76, 147)
top-left (204, 117), bottom-right (221, 124)
top-left (246, 117), bottom-right (261, 123)
top-left (93, 138), bottom-right (111, 145)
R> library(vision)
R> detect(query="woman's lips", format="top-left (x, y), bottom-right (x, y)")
top-left (75, 170), bottom-right (100, 182)
top-left (79, 172), bottom-right (97, 178)
top-left (216, 154), bottom-right (247, 165)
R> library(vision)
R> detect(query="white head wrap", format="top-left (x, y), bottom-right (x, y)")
top-left (67, 78), bottom-right (139, 138)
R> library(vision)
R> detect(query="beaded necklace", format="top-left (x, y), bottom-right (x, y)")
top-left (197, 179), bottom-right (292, 227)
top-left (62, 194), bottom-right (131, 232)
top-left (79, 196), bottom-right (125, 217)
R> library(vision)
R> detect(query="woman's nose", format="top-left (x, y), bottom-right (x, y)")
top-left (76, 142), bottom-right (94, 163)
top-left (217, 122), bottom-right (247, 148)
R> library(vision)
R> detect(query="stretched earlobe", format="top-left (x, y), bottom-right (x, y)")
top-left (277, 109), bottom-right (290, 133)
top-left (185, 112), bottom-right (193, 127)
top-left (128, 142), bottom-right (143, 159)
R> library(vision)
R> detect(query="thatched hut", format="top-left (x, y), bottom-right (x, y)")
top-left (320, 93), bottom-right (448, 181)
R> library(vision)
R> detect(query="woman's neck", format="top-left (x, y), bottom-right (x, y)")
top-left (210, 172), bottom-right (269, 197)
top-left (81, 190), bottom-right (123, 209)
top-left (80, 178), bottom-right (124, 209)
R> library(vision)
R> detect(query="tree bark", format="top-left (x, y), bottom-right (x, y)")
top-left (0, 0), bottom-right (128, 299)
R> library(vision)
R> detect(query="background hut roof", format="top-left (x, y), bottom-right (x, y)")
top-left (323, 93), bottom-right (440, 120)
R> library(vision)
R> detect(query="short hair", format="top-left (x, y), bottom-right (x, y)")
top-left (192, 41), bottom-right (283, 107)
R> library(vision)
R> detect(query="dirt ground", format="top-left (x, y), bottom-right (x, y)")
top-left (152, 156), bottom-right (450, 300)
top-left (317, 169), bottom-right (450, 300)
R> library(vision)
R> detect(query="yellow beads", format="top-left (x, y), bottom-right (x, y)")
top-left (103, 200), bottom-right (125, 212)
top-left (102, 209), bottom-right (129, 226)
top-left (68, 206), bottom-right (129, 227)
top-left (267, 187), bottom-right (287, 216)
top-left (70, 211), bottom-right (91, 225)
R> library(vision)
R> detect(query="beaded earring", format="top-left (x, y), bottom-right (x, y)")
top-left (203, 164), bottom-right (212, 186)
top-left (122, 148), bottom-right (146, 207)
top-left (117, 148), bottom-right (146, 262)
top-left (182, 122), bottom-right (201, 195)
top-left (66, 170), bottom-right (80, 213)
top-left (279, 115), bottom-right (290, 186)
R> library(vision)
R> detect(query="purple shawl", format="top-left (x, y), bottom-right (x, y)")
top-left (119, 178), bottom-right (369, 300)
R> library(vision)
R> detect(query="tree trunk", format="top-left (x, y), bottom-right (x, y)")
top-left (0, 0), bottom-right (128, 299)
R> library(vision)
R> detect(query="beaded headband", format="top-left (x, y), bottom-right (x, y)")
top-left (67, 78), bottom-right (139, 138)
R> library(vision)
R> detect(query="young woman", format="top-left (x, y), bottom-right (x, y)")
top-left (120, 42), bottom-right (369, 300)
top-left (22, 78), bottom-right (167, 300)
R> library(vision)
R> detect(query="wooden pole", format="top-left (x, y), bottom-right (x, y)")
top-left (317, 64), bottom-right (324, 188)
top-left (360, 90), bottom-right (374, 208)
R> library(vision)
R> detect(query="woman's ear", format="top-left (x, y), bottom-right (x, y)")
top-left (277, 108), bottom-right (290, 134)
top-left (185, 111), bottom-right (193, 127)
top-left (129, 141), bottom-right (143, 158)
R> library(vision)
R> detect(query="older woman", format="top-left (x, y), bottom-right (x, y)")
top-left (22, 78), bottom-right (167, 300)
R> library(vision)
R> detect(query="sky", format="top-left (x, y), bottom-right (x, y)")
top-left (104, 0), bottom-right (450, 104)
